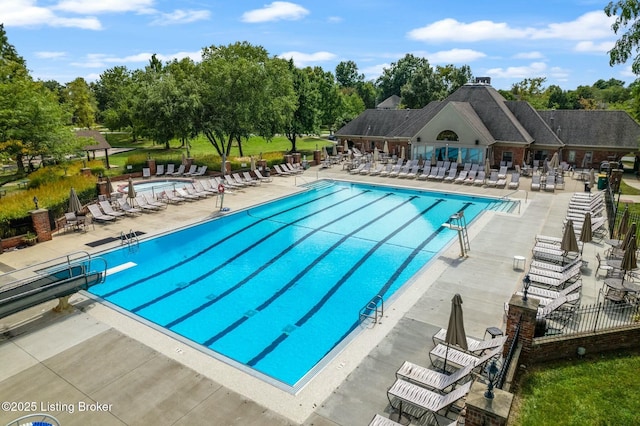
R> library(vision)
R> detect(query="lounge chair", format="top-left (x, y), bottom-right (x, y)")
top-left (486, 171), bottom-right (499, 186)
top-left (135, 195), bottom-right (161, 211)
top-left (369, 164), bottom-right (385, 176)
top-left (254, 169), bottom-right (272, 182)
top-left (242, 171), bottom-right (260, 185)
top-left (117, 198), bottom-right (142, 215)
top-left (273, 164), bottom-right (291, 175)
top-left (405, 165), bottom-right (421, 179)
top-left (198, 179), bottom-right (219, 195)
top-left (431, 328), bottom-right (507, 354)
top-left (62, 212), bottom-right (83, 233)
top-left (378, 163), bottom-right (394, 177)
top-left (387, 379), bottom-right (471, 424)
top-left (155, 164), bottom-right (165, 176)
top-left (388, 163), bottom-right (404, 177)
top-left (531, 175), bottom-right (541, 191)
top-left (545, 175), bottom-right (556, 192)
top-left (191, 165), bottom-right (208, 176)
top-left (368, 414), bottom-right (404, 426)
top-left (518, 281), bottom-right (582, 306)
top-left (284, 163), bottom-right (303, 174)
top-left (429, 344), bottom-right (501, 372)
top-left (87, 203), bottom-right (115, 223)
top-left (182, 164), bottom-right (198, 176)
top-left (99, 200), bottom-right (126, 219)
top-left (142, 167), bottom-right (151, 179)
top-left (175, 187), bottom-right (200, 200)
top-left (463, 163), bottom-right (471, 171)
top-left (416, 166), bottom-right (431, 180)
top-left (443, 168), bottom-right (457, 182)
top-left (473, 170), bottom-right (486, 185)
top-left (144, 192), bottom-right (167, 208)
top-left (463, 170), bottom-right (476, 184)
top-left (537, 292), bottom-right (580, 318)
top-left (396, 361), bottom-right (473, 393)
top-left (184, 184), bottom-right (208, 198)
top-left (171, 164), bottom-right (186, 176)
top-left (508, 173), bottom-right (520, 189)
top-left (453, 170), bottom-right (467, 184)
top-left (160, 190), bottom-right (186, 204)
top-left (234, 172), bottom-right (257, 186)
top-left (165, 164), bottom-right (175, 175)
top-left (497, 166), bottom-right (508, 179)
top-left (224, 174), bottom-right (246, 187)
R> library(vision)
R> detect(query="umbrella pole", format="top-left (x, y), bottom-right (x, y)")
top-left (442, 343), bottom-right (450, 373)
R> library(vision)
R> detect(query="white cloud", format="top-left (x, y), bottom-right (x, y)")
top-left (279, 51), bottom-right (336, 66)
top-left (150, 9), bottom-right (211, 25)
top-left (514, 51), bottom-right (544, 59)
top-left (35, 51), bottom-right (67, 59)
top-left (242, 2), bottom-right (309, 23)
top-left (0, 0), bottom-right (101, 29)
top-left (408, 11), bottom-right (615, 43)
top-left (327, 16), bottom-right (342, 24)
top-left (427, 48), bottom-right (486, 63)
top-left (484, 62), bottom-right (548, 79)
top-left (54, 0), bottom-right (155, 14)
top-left (70, 50), bottom-right (203, 68)
top-left (574, 40), bottom-right (615, 53)
top-left (360, 63), bottom-right (388, 81)
top-left (408, 18), bottom-right (533, 43)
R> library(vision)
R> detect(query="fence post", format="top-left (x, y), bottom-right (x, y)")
top-left (505, 294), bottom-right (539, 363)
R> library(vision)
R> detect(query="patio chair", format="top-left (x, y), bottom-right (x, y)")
top-left (99, 200), bottom-right (126, 219)
top-left (254, 169), bottom-right (272, 182)
top-left (508, 173), bottom-right (520, 189)
top-left (144, 192), bottom-right (167, 208)
top-left (396, 361), bottom-right (474, 393)
top-left (497, 166), bottom-right (508, 179)
top-left (87, 204), bottom-right (115, 223)
top-left (165, 164), bottom-right (175, 175)
top-left (171, 164), bottom-right (185, 176)
top-left (531, 175), bottom-right (541, 191)
top-left (429, 344), bottom-right (501, 372)
top-left (367, 414), bottom-right (404, 426)
top-left (243, 171), bottom-right (261, 185)
top-left (191, 165), bottom-right (208, 176)
top-left (386, 379), bottom-right (471, 424)
top-left (117, 198), bottom-right (142, 215)
top-left (443, 168), bottom-right (457, 182)
top-left (416, 166), bottom-right (431, 180)
top-left (182, 164), bottom-right (198, 176)
top-left (473, 170), bottom-right (486, 185)
top-left (135, 195), bottom-right (161, 211)
top-left (142, 167), bottom-right (151, 179)
top-left (453, 170), bottom-right (467, 184)
top-left (155, 164), bottom-right (165, 176)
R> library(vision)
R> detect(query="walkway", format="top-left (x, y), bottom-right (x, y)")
top-left (0, 168), bottom-right (605, 425)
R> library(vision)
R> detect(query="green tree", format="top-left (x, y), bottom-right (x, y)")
top-left (605, 1), bottom-right (640, 74)
top-left (64, 77), bottom-right (97, 128)
top-left (510, 77), bottom-right (548, 109)
top-left (307, 66), bottom-right (343, 133)
top-left (355, 81), bottom-right (377, 109)
top-left (335, 60), bottom-right (364, 88)
top-left (437, 64), bottom-right (473, 97)
top-left (376, 54), bottom-right (430, 100)
top-left (285, 62), bottom-right (320, 152)
top-left (400, 60), bottom-right (442, 108)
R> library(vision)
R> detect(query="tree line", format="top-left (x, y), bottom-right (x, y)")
top-left (2, 19), bottom-right (640, 175)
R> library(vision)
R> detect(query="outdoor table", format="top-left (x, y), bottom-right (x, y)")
top-left (605, 239), bottom-right (624, 248)
top-left (604, 278), bottom-right (639, 293)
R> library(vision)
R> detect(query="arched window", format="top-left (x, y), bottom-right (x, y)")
top-left (436, 130), bottom-right (459, 141)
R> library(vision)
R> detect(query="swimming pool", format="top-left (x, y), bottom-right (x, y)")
top-left (120, 178), bottom-right (193, 195)
top-left (89, 181), bottom-right (511, 390)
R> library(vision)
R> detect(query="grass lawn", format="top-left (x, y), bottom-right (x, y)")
top-left (510, 349), bottom-right (640, 425)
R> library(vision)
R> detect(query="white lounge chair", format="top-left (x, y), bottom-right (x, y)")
top-left (254, 169), bottom-right (272, 182)
top-left (155, 164), bottom-right (165, 176)
top-left (175, 187), bottom-right (200, 200)
top-left (463, 170), bottom-right (476, 184)
top-left (416, 166), bottom-right (431, 180)
top-left (497, 166), bottom-right (508, 179)
top-left (473, 170), bottom-right (486, 185)
top-left (142, 167), bottom-right (151, 179)
top-left (453, 170), bottom-right (467, 184)
top-left (273, 164), bottom-right (291, 175)
top-left (486, 171), bottom-right (499, 186)
top-left (531, 175), bottom-right (541, 191)
top-left (443, 168), bottom-right (457, 182)
top-left (182, 164), bottom-right (198, 176)
top-left (191, 165), bottom-right (208, 176)
top-left (117, 198), bottom-right (142, 215)
top-left (87, 204), bottom-right (115, 223)
top-left (135, 195), bottom-right (161, 211)
top-left (99, 200), bottom-right (125, 219)
top-left (234, 172), bottom-right (257, 186)
top-left (165, 164), bottom-right (175, 175)
top-left (396, 361), bottom-right (474, 393)
top-left (429, 344), bottom-right (501, 372)
top-left (508, 173), bottom-right (520, 189)
top-left (143, 192), bottom-right (166, 208)
top-left (171, 164), bottom-right (185, 176)
top-left (387, 379), bottom-right (471, 424)
top-left (160, 190), bottom-right (186, 204)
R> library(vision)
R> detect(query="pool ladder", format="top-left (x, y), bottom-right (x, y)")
top-left (359, 295), bottom-right (384, 326)
top-left (121, 229), bottom-right (139, 251)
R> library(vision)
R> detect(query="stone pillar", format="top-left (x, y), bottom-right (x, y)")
top-left (465, 381), bottom-right (513, 426)
top-left (313, 150), bottom-right (321, 166)
top-left (97, 181), bottom-right (108, 197)
top-left (185, 158), bottom-right (194, 171)
top-left (146, 158), bottom-right (157, 175)
top-left (257, 160), bottom-right (267, 170)
top-left (284, 154), bottom-right (293, 164)
top-left (224, 161), bottom-right (231, 174)
top-left (81, 168), bottom-right (92, 177)
top-left (505, 294), bottom-right (540, 362)
top-left (292, 152), bottom-right (301, 164)
top-left (30, 209), bottom-right (52, 242)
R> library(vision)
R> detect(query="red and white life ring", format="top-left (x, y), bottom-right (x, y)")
top-left (218, 183), bottom-right (225, 193)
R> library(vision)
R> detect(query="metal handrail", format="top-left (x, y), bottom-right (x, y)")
top-left (359, 295), bottom-right (384, 325)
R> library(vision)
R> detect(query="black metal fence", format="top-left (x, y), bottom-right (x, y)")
top-left (496, 318), bottom-right (520, 390)
top-left (541, 302), bottom-right (640, 338)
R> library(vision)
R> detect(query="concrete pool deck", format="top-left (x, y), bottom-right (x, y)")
top-left (0, 167), bottom-right (612, 425)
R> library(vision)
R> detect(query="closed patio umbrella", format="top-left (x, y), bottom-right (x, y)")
top-left (383, 140), bottom-right (389, 156)
top-left (332, 143), bottom-right (337, 157)
top-left (549, 152), bottom-right (559, 170)
top-left (457, 149), bottom-right (462, 165)
top-left (620, 222), bottom-right (636, 254)
top-left (443, 294), bottom-right (467, 372)
top-left (561, 219), bottom-right (580, 257)
top-left (400, 146), bottom-right (405, 162)
top-left (431, 152), bottom-right (437, 166)
top-left (68, 187), bottom-right (82, 214)
top-left (323, 146), bottom-right (329, 160)
top-left (373, 147), bottom-right (379, 163)
top-left (250, 156), bottom-right (256, 171)
top-left (343, 140), bottom-right (349, 154)
top-left (589, 169), bottom-right (596, 191)
top-left (579, 212), bottom-right (593, 251)
top-left (106, 176), bottom-right (114, 194)
top-left (621, 233), bottom-right (638, 284)
top-left (127, 177), bottom-right (136, 202)
top-left (484, 158), bottom-right (491, 176)
top-left (617, 207), bottom-right (630, 239)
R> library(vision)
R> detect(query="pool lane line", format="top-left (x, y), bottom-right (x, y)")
top-left (245, 198), bottom-right (446, 367)
top-left (132, 189), bottom-right (376, 314)
top-left (332, 201), bottom-right (476, 351)
top-left (203, 195), bottom-right (442, 346)
top-left (195, 194), bottom-right (418, 344)
top-left (99, 186), bottom-right (349, 298)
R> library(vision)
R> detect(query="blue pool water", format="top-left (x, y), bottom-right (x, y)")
top-left (89, 181), bottom-right (509, 388)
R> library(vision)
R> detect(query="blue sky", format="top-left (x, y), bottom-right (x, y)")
top-left (1, 0), bottom-right (636, 90)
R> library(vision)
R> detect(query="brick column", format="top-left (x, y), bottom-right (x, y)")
top-left (313, 150), bottom-right (321, 166)
top-left (465, 381), bottom-right (513, 426)
top-left (81, 167), bottom-right (92, 177)
top-left (146, 158), bottom-right (157, 175)
top-left (505, 294), bottom-right (539, 362)
top-left (30, 209), bottom-right (52, 242)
